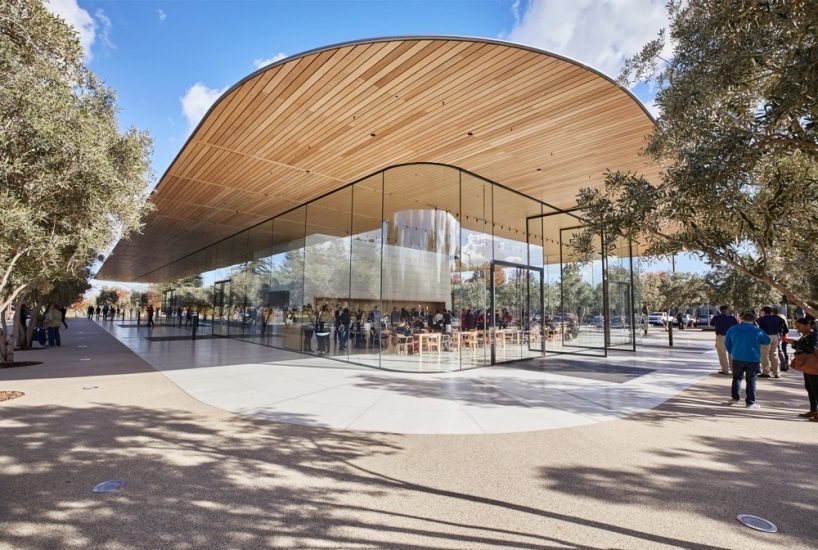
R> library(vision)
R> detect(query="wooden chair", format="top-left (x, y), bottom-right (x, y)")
top-left (395, 334), bottom-right (415, 355)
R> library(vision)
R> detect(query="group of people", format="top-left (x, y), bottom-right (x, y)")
top-left (18, 302), bottom-right (67, 348)
top-left (86, 303), bottom-right (127, 321)
top-left (712, 305), bottom-right (818, 417)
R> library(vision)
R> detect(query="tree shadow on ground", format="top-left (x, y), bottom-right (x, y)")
top-left (535, 376), bottom-right (818, 547)
top-left (1, 402), bottom-right (735, 549)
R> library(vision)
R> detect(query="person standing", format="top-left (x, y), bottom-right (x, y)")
top-left (59, 305), bottom-right (68, 329)
top-left (315, 304), bottom-right (331, 355)
top-left (45, 304), bottom-right (63, 347)
top-left (711, 305), bottom-right (738, 375)
top-left (191, 310), bottom-right (199, 340)
top-left (791, 317), bottom-right (818, 421)
top-left (757, 306), bottom-right (784, 378)
top-left (146, 304), bottom-right (155, 328)
top-left (774, 307), bottom-right (790, 371)
top-left (725, 311), bottom-right (770, 409)
top-left (338, 301), bottom-right (351, 351)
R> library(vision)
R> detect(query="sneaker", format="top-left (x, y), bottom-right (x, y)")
top-left (725, 399), bottom-right (740, 406)
top-left (746, 403), bottom-right (761, 409)
top-left (798, 411), bottom-right (817, 418)
top-left (718, 371), bottom-right (731, 375)
top-left (774, 374), bottom-right (781, 378)
top-left (759, 374), bottom-right (771, 378)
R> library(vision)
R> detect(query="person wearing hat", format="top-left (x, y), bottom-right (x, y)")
top-left (724, 311), bottom-right (771, 409)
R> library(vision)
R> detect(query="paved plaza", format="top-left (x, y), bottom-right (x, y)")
top-left (1, 318), bottom-right (817, 548)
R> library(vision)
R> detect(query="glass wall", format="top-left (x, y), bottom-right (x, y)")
top-left (138, 163), bottom-right (635, 371)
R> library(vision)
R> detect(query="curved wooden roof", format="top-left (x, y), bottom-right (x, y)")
top-left (98, 36), bottom-right (660, 282)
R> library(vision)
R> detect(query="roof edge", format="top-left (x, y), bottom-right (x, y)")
top-left (153, 35), bottom-right (655, 197)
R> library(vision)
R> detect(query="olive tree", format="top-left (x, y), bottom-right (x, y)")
top-left (0, 0), bottom-right (153, 364)
top-left (574, 0), bottom-right (818, 317)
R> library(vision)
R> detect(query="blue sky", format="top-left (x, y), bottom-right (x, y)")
top-left (45, 0), bottom-right (706, 277)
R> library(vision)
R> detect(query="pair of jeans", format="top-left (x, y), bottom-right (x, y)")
top-left (732, 360), bottom-right (759, 405)
top-left (47, 327), bottom-right (60, 347)
top-left (338, 325), bottom-right (349, 350)
top-left (804, 373), bottom-right (818, 412)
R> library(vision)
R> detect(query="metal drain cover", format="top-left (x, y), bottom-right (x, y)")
top-left (737, 514), bottom-right (778, 533)
top-left (92, 480), bottom-right (125, 493)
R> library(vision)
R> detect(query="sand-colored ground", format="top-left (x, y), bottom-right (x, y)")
top-left (1, 319), bottom-right (816, 549)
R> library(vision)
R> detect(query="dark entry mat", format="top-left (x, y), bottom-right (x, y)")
top-left (144, 335), bottom-right (216, 342)
top-left (515, 358), bottom-right (654, 383)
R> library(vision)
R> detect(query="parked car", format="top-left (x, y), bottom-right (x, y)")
top-left (698, 313), bottom-right (714, 329)
top-left (648, 312), bottom-right (668, 326)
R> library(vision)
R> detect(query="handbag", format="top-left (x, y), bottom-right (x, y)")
top-left (791, 352), bottom-right (818, 375)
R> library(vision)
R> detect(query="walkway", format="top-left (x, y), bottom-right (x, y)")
top-left (99, 319), bottom-right (716, 434)
top-left (2, 318), bottom-right (816, 549)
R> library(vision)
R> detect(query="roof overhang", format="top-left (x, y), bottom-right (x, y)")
top-left (98, 36), bottom-right (660, 282)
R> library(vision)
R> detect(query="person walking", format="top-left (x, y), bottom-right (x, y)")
top-left (59, 305), bottom-right (68, 329)
top-left (146, 304), bottom-right (155, 328)
top-left (725, 311), bottom-right (770, 409)
top-left (95, 305), bottom-right (101, 320)
top-left (710, 305), bottom-right (738, 375)
top-left (87, 304), bottom-right (94, 320)
top-left (791, 317), bottom-right (818, 421)
top-left (757, 306), bottom-right (785, 378)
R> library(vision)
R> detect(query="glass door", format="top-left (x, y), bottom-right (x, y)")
top-left (490, 261), bottom-right (544, 364)
top-left (212, 279), bottom-right (231, 337)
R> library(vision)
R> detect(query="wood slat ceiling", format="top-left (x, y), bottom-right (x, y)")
top-left (98, 37), bottom-right (660, 282)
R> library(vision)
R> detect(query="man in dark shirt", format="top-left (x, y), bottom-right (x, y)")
top-left (757, 306), bottom-right (784, 378)
top-left (338, 302), bottom-right (351, 351)
top-left (711, 305), bottom-right (738, 375)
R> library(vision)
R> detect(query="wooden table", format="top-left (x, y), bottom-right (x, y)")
top-left (417, 333), bottom-right (441, 355)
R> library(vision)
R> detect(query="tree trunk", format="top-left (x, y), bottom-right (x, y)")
top-left (0, 307), bottom-right (19, 365)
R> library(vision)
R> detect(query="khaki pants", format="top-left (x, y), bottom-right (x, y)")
top-left (715, 334), bottom-right (732, 374)
top-left (761, 334), bottom-right (780, 376)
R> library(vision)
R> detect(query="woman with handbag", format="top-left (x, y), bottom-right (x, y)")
top-left (791, 317), bottom-right (818, 420)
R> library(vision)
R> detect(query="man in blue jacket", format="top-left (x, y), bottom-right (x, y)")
top-left (725, 311), bottom-right (771, 409)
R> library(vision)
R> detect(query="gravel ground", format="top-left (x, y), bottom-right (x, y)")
top-left (1, 319), bottom-right (816, 549)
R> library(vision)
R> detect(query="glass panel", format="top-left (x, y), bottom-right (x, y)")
top-left (233, 222), bottom-right (274, 346)
top-left (491, 185), bottom-right (543, 363)
top-left (304, 187), bottom-right (352, 358)
top-left (607, 237), bottom-right (634, 349)
top-left (381, 164), bottom-right (460, 371)
top-left (458, 172), bottom-right (491, 367)
top-left (350, 174), bottom-right (383, 367)
top-left (560, 225), bottom-right (606, 354)
top-left (270, 206), bottom-right (306, 352)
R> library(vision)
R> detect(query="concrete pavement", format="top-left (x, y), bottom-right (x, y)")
top-left (1, 318), bottom-right (816, 548)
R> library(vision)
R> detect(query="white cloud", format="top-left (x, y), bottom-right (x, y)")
top-left (158, 9), bottom-right (167, 22)
top-left (253, 52), bottom-right (287, 69)
top-left (180, 83), bottom-right (228, 133)
top-left (94, 9), bottom-right (114, 51)
top-left (46, 0), bottom-right (97, 59)
top-left (506, 0), bottom-right (668, 80)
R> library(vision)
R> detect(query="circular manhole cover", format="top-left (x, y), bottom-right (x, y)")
top-left (92, 480), bottom-right (126, 493)
top-left (737, 514), bottom-right (778, 533)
